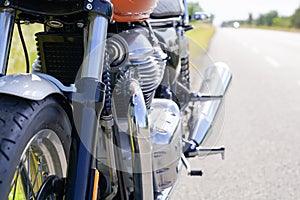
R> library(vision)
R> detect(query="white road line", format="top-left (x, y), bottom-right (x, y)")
top-left (297, 80), bottom-right (300, 87)
top-left (265, 56), bottom-right (280, 68)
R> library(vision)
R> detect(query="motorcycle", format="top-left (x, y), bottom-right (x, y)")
top-left (0, 0), bottom-right (232, 199)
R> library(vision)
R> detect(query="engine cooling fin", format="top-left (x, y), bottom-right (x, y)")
top-left (111, 28), bottom-right (167, 109)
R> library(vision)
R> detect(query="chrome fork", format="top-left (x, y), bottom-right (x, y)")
top-left (0, 8), bottom-right (15, 75)
top-left (66, 13), bottom-right (110, 200)
top-left (81, 13), bottom-right (108, 80)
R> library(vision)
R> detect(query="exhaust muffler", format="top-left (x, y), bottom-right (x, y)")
top-left (187, 62), bottom-right (232, 147)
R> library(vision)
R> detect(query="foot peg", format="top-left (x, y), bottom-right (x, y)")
top-left (190, 92), bottom-right (223, 102)
top-left (181, 146), bottom-right (225, 177)
top-left (189, 170), bottom-right (204, 176)
top-left (181, 154), bottom-right (203, 176)
top-left (187, 146), bottom-right (225, 160)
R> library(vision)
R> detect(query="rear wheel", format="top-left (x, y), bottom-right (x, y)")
top-left (0, 95), bottom-right (71, 200)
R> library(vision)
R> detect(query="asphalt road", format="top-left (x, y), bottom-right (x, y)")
top-left (172, 28), bottom-right (300, 199)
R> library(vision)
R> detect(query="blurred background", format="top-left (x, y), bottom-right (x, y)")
top-left (173, 0), bottom-right (300, 199)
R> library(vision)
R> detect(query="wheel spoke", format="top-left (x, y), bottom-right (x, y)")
top-left (20, 160), bottom-right (36, 199)
top-left (31, 168), bottom-right (40, 194)
top-left (9, 156), bottom-right (35, 200)
top-left (9, 172), bottom-right (18, 193)
top-left (32, 154), bottom-right (48, 193)
top-left (11, 165), bottom-right (20, 200)
top-left (39, 155), bottom-right (46, 184)
top-left (8, 128), bottom-right (67, 200)
top-left (27, 148), bottom-right (30, 200)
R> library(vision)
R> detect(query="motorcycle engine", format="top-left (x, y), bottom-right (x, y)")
top-left (108, 27), bottom-right (182, 195)
top-left (107, 27), bottom-right (167, 108)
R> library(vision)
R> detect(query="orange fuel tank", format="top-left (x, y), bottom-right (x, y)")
top-left (111, 0), bottom-right (158, 22)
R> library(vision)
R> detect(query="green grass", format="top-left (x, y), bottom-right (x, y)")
top-left (186, 21), bottom-right (216, 51)
top-left (185, 21), bottom-right (216, 72)
top-left (7, 24), bottom-right (43, 74)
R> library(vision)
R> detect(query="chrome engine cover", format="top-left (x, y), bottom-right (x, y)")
top-left (149, 99), bottom-right (182, 192)
top-left (108, 27), bottom-right (167, 108)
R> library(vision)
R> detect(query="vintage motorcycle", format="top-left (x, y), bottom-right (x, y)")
top-left (0, 0), bottom-right (232, 199)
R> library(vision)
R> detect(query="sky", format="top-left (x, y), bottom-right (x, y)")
top-left (189, 0), bottom-right (300, 25)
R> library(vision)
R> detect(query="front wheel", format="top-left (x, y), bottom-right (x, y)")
top-left (0, 95), bottom-right (72, 200)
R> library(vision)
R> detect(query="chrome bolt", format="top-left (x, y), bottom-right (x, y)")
top-left (23, 20), bottom-right (30, 25)
top-left (88, 0), bottom-right (93, 2)
top-left (4, 0), bottom-right (10, 6)
top-left (86, 3), bottom-right (93, 10)
top-left (77, 22), bottom-right (84, 28)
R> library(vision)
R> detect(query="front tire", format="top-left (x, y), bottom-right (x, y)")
top-left (0, 95), bottom-right (71, 200)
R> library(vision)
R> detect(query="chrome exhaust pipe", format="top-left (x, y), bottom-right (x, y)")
top-left (188, 62), bottom-right (232, 146)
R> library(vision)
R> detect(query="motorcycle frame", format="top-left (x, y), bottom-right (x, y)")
top-left (0, 2), bottom-right (154, 199)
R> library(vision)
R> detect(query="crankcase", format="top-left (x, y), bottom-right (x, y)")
top-left (149, 98), bottom-right (182, 192)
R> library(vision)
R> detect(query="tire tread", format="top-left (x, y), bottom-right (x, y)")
top-left (0, 95), bottom-right (71, 199)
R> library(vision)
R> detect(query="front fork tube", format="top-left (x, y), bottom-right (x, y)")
top-left (81, 13), bottom-right (108, 79)
top-left (66, 13), bottom-right (108, 200)
top-left (0, 8), bottom-right (15, 76)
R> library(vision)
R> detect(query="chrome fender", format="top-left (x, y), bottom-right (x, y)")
top-left (0, 73), bottom-right (62, 100)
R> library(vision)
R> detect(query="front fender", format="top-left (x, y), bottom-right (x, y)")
top-left (0, 73), bottom-right (62, 100)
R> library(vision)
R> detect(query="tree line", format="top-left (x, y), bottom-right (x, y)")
top-left (188, 2), bottom-right (300, 29)
top-left (255, 7), bottom-right (300, 28)
top-left (222, 6), bottom-right (300, 28)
